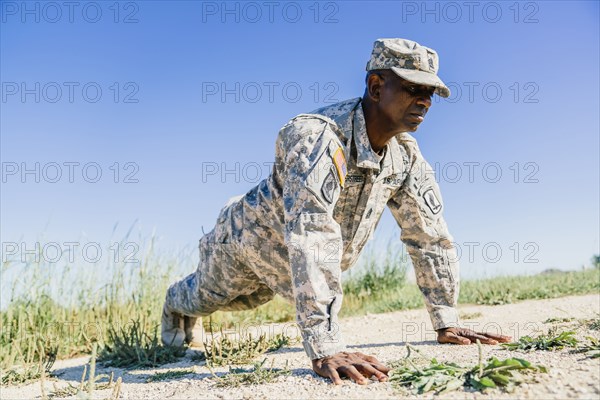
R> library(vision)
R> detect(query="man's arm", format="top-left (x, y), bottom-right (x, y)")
top-left (276, 116), bottom-right (390, 384)
top-left (388, 137), bottom-right (511, 344)
top-left (277, 116), bottom-right (346, 359)
top-left (388, 139), bottom-right (461, 332)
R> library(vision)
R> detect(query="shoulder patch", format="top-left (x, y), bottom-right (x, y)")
top-left (423, 188), bottom-right (442, 214)
top-left (321, 169), bottom-right (337, 204)
top-left (331, 147), bottom-right (347, 187)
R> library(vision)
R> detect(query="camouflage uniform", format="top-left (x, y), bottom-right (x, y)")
top-left (165, 39), bottom-right (460, 360)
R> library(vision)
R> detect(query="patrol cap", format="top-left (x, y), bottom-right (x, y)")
top-left (366, 38), bottom-right (451, 98)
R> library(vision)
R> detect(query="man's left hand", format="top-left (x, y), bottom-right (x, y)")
top-left (437, 327), bottom-right (512, 345)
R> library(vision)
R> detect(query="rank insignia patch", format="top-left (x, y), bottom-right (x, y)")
top-left (383, 174), bottom-right (403, 186)
top-left (332, 147), bottom-right (347, 187)
top-left (321, 169), bottom-right (337, 204)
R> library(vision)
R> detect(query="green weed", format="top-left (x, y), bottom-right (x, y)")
top-left (460, 312), bottom-right (483, 320)
top-left (49, 343), bottom-right (122, 399)
top-left (544, 317), bottom-right (575, 324)
top-left (145, 368), bottom-right (195, 382)
top-left (210, 358), bottom-right (290, 388)
top-left (391, 357), bottom-right (466, 394)
top-left (501, 329), bottom-right (579, 351)
top-left (390, 343), bottom-right (546, 395)
top-left (587, 317), bottom-right (600, 331)
top-left (201, 323), bottom-right (298, 366)
top-left (98, 319), bottom-right (187, 368)
top-left (573, 337), bottom-right (600, 359)
top-left (1, 341), bottom-right (56, 386)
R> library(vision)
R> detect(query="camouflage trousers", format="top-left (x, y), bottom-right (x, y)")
top-left (164, 229), bottom-right (276, 317)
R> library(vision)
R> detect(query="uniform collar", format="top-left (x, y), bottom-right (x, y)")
top-left (352, 101), bottom-right (382, 171)
top-left (352, 100), bottom-right (403, 177)
top-left (317, 97), bottom-right (404, 176)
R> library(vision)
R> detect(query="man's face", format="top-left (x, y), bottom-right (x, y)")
top-left (373, 71), bottom-right (434, 133)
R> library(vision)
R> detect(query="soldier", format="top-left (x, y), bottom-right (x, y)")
top-left (162, 38), bottom-right (511, 385)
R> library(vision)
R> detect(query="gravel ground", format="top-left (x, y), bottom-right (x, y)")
top-left (2, 294), bottom-right (599, 400)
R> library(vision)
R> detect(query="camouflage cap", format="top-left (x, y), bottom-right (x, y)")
top-left (366, 38), bottom-right (451, 98)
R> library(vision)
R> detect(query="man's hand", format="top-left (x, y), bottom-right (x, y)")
top-left (437, 327), bottom-right (512, 345)
top-left (311, 351), bottom-right (390, 385)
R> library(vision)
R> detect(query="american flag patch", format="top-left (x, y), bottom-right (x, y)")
top-left (332, 147), bottom-right (347, 187)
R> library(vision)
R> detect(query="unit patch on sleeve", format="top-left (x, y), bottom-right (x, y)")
top-left (423, 188), bottom-right (442, 214)
top-left (321, 168), bottom-right (338, 204)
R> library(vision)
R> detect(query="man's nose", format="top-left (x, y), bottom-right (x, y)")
top-left (416, 93), bottom-right (432, 108)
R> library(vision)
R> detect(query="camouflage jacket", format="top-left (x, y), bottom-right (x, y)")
top-left (215, 97), bottom-right (459, 359)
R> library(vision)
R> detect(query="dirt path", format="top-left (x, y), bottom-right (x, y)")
top-left (2, 294), bottom-right (599, 399)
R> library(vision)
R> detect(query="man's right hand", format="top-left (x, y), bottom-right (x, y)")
top-left (311, 351), bottom-right (390, 385)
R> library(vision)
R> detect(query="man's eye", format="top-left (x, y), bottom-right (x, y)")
top-left (408, 86), bottom-right (417, 93)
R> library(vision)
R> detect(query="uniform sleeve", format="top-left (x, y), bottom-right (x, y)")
top-left (387, 141), bottom-right (460, 331)
top-left (275, 116), bottom-right (347, 360)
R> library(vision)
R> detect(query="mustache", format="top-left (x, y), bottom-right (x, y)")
top-left (409, 107), bottom-right (428, 117)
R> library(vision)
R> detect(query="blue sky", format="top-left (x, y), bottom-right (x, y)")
top-left (1, 1), bottom-right (599, 284)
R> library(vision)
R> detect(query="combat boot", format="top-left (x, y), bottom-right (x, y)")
top-left (184, 316), bottom-right (205, 347)
top-left (161, 303), bottom-right (186, 347)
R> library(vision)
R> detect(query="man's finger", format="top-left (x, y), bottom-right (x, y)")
top-left (355, 363), bottom-right (388, 382)
top-left (355, 352), bottom-right (380, 364)
top-left (324, 365), bottom-right (343, 385)
top-left (364, 359), bottom-right (391, 374)
top-left (440, 331), bottom-right (471, 345)
top-left (354, 352), bottom-right (390, 373)
top-left (370, 362), bottom-right (391, 374)
top-left (339, 365), bottom-right (369, 385)
top-left (479, 332), bottom-right (512, 343)
top-left (461, 331), bottom-right (498, 345)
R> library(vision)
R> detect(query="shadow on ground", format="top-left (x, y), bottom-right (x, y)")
top-left (49, 341), bottom-right (437, 385)
top-left (50, 357), bottom-right (318, 385)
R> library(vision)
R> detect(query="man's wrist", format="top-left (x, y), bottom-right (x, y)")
top-left (429, 305), bottom-right (460, 331)
top-left (303, 339), bottom-right (346, 360)
top-left (299, 321), bottom-right (346, 360)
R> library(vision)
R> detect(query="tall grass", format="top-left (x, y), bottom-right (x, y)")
top-left (459, 269), bottom-right (600, 305)
top-left (1, 233), bottom-right (598, 386)
top-left (0, 234), bottom-right (191, 384)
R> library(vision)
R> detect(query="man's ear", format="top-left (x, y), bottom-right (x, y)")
top-left (367, 73), bottom-right (383, 102)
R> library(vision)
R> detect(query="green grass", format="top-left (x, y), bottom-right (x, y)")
top-left (459, 269), bottom-right (600, 305)
top-left (1, 236), bottom-right (598, 386)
